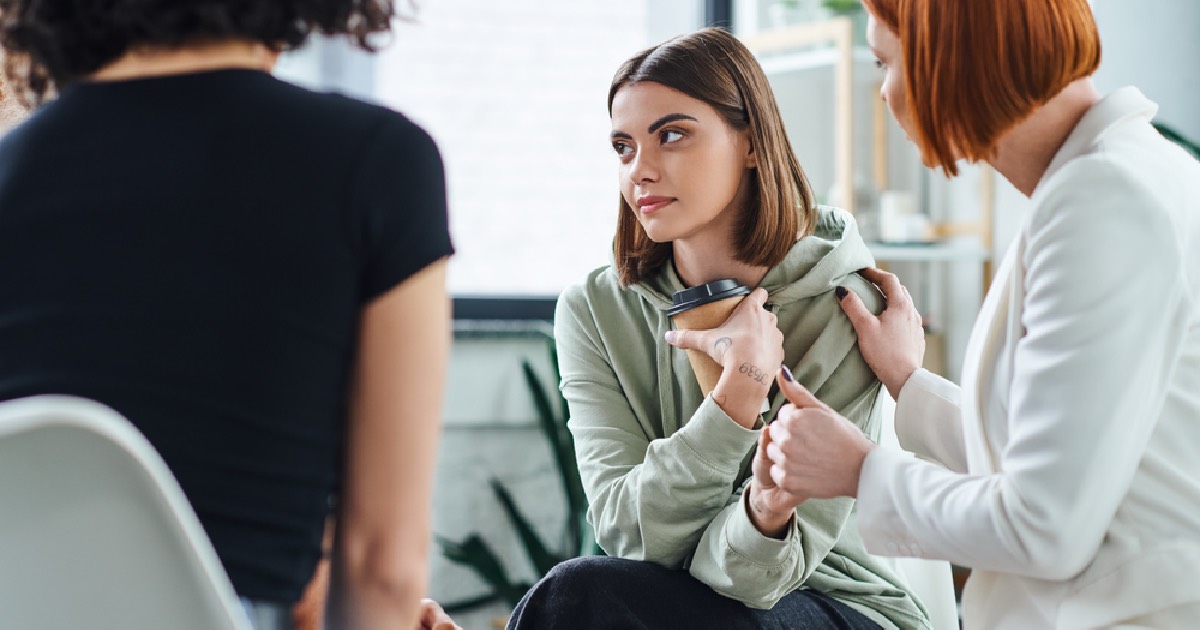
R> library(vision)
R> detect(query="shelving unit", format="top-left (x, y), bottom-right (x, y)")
top-left (867, 242), bottom-right (990, 263)
top-left (737, 10), bottom-right (996, 382)
top-left (739, 16), bottom-right (857, 213)
top-left (755, 46), bottom-right (878, 75)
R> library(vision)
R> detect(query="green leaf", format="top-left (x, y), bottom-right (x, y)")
top-left (437, 533), bottom-right (516, 594)
top-left (546, 335), bottom-right (570, 422)
top-left (437, 533), bottom-right (531, 608)
top-left (822, 0), bottom-right (862, 14)
top-left (490, 478), bottom-right (564, 576)
top-left (520, 354), bottom-right (587, 555)
top-left (1154, 121), bottom-right (1200, 161)
top-left (436, 328), bottom-right (601, 611)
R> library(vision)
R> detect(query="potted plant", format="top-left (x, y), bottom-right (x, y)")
top-left (436, 333), bottom-right (599, 626)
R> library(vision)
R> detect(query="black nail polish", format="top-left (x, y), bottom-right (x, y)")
top-left (780, 364), bottom-right (795, 382)
top-left (835, 286), bottom-right (848, 300)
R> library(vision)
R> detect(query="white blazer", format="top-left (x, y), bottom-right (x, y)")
top-left (857, 87), bottom-right (1200, 629)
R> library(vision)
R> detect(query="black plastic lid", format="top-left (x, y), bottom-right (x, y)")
top-left (667, 279), bottom-right (751, 316)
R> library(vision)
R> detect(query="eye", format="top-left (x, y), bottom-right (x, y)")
top-left (612, 141), bottom-right (634, 158)
top-left (874, 58), bottom-right (887, 71)
top-left (661, 129), bottom-right (684, 144)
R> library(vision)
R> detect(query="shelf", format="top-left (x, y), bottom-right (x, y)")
top-left (740, 16), bottom-right (857, 213)
top-left (867, 242), bottom-right (991, 263)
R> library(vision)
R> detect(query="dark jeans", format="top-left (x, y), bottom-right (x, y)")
top-left (507, 556), bottom-right (883, 630)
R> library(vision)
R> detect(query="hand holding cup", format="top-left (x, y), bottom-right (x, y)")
top-left (665, 285), bottom-right (784, 426)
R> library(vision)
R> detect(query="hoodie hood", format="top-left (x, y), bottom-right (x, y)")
top-left (629, 206), bottom-right (874, 308)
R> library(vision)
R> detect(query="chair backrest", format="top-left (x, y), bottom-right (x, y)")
top-left (873, 393), bottom-right (961, 630)
top-left (0, 395), bottom-right (251, 630)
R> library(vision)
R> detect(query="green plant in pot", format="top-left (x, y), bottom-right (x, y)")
top-left (821, 0), bottom-right (863, 14)
top-left (821, 0), bottom-right (866, 44)
top-left (437, 332), bottom-right (600, 616)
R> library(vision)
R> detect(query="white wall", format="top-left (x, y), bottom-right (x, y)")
top-left (988, 0), bottom-right (1200, 256)
top-left (1091, 0), bottom-right (1200, 141)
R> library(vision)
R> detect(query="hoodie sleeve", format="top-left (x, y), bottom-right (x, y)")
top-left (555, 283), bottom-right (761, 569)
top-left (686, 276), bottom-right (888, 609)
top-left (687, 373), bottom-right (883, 609)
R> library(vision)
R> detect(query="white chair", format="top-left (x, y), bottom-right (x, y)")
top-left (873, 393), bottom-right (961, 630)
top-left (0, 395), bottom-right (252, 630)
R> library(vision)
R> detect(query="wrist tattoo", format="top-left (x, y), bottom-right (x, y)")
top-left (713, 337), bottom-right (732, 363)
top-left (739, 362), bottom-right (769, 385)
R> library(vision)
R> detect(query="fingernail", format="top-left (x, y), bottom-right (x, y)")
top-left (664, 330), bottom-right (676, 343)
top-left (780, 364), bottom-right (794, 382)
top-left (835, 286), bottom-right (848, 300)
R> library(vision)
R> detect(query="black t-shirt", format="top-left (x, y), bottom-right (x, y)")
top-left (0, 69), bottom-right (453, 602)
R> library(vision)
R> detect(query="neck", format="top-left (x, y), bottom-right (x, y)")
top-left (989, 79), bottom-right (1101, 197)
top-left (672, 232), bottom-right (770, 289)
top-left (89, 40), bottom-right (279, 82)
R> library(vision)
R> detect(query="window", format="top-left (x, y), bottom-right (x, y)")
top-left (278, 1), bottom-right (706, 298)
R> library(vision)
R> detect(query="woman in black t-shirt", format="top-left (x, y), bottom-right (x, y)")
top-left (0, 2), bottom-right (456, 629)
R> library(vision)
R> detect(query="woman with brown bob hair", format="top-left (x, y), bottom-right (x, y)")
top-left (752, 1), bottom-right (1200, 628)
top-left (0, 1), bottom-right (461, 629)
top-left (507, 28), bottom-right (931, 630)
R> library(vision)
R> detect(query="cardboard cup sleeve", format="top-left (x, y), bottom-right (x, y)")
top-left (668, 280), bottom-right (751, 397)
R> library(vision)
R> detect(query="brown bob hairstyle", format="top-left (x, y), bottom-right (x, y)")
top-left (862, 0), bottom-right (1101, 176)
top-left (608, 27), bottom-right (815, 287)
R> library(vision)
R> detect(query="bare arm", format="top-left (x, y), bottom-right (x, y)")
top-left (327, 258), bottom-right (450, 629)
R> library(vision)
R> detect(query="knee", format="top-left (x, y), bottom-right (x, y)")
top-left (507, 556), bottom-right (653, 628)
top-left (535, 555), bottom-right (634, 598)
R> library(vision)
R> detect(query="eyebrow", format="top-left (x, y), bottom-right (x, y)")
top-left (610, 113), bottom-right (699, 140)
top-left (648, 113), bottom-right (698, 134)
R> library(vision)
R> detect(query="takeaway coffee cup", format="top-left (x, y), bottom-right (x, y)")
top-left (667, 279), bottom-right (751, 396)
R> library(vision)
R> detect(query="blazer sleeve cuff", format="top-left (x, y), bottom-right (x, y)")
top-left (856, 446), bottom-right (917, 557)
top-left (895, 368), bottom-right (968, 472)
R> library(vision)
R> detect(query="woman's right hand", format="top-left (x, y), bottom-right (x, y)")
top-left (665, 287), bottom-right (784, 426)
top-left (837, 267), bottom-right (925, 399)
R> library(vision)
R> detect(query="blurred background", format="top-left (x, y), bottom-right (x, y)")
top-left (272, 1), bottom-right (1200, 627)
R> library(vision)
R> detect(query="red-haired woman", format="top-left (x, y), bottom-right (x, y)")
top-left (698, 0), bottom-right (1200, 627)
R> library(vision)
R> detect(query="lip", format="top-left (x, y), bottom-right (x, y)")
top-left (636, 195), bottom-right (676, 215)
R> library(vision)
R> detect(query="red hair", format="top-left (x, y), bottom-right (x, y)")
top-left (863, 0), bottom-right (1101, 176)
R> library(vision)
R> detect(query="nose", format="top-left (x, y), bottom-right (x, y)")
top-left (628, 148), bottom-right (659, 184)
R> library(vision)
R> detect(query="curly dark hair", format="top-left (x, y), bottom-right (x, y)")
top-left (0, 0), bottom-right (409, 104)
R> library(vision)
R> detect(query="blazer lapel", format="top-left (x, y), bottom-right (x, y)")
top-left (960, 235), bottom-right (1023, 473)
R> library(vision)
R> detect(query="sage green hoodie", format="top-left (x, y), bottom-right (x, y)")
top-left (554, 207), bottom-right (931, 629)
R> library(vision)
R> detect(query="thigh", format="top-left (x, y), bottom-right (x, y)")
top-left (750, 589), bottom-right (883, 630)
top-left (508, 556), bottom-right (752, 629)
top-left (508, 556), bottom-right (880, 630)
